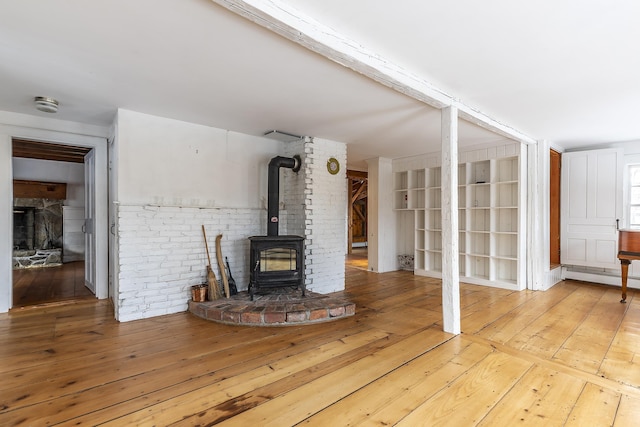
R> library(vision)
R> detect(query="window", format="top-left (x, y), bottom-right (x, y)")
top-left (629, 164), bottom-right (640, 229)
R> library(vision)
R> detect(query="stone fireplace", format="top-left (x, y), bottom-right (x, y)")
top-left (13, 197), bottom-right (65, 269)
top-left (13, 206), bottom-right (35, 250)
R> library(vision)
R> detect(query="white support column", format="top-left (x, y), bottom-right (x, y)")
top-left (527, 140), bottom-right (547, 290)
top-left (441, 106), bottom-right (460, 335)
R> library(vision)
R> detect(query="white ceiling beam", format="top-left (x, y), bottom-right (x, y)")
top-left (211, 0), bottom-right (450, 109)
top-left (211, 0), bottom-right (537, 145)
top-left (457, 107), bottom-right (536, 145)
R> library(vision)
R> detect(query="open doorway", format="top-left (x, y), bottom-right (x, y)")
top-left (11, 139), bottom-right (95, 307)
top-left (347, 170), bottom-right (368, 270)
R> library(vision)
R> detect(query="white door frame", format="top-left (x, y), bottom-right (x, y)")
top-left (0, 117), bottom-right (109, 312)
top-left (84, 148), bottom-right (97, 294)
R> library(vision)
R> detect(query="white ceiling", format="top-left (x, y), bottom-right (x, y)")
top-left (1, 0), bottom-right (639, 170)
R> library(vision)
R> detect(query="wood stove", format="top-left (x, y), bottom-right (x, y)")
top-left (248, 235), bottom-right (304, 300)
top-left (248, 155), bottom-right (305, 300)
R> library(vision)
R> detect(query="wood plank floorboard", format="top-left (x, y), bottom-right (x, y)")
top-left (1, 264), bottom-right (640, 426)
top-left (395, 351), bottom-right (533, 426)
top-left (304, 340), bottom-right (494, 426)
top-left (564, 383), bottom-right (620, 427)
top-left (475, 363), bottom-right (584, 426)
top-left (12, 261), bottom-right (93, 307)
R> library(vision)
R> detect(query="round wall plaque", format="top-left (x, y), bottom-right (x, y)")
top-left (327, 157), bottom-right (340, 175)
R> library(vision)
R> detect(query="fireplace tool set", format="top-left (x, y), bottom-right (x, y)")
top-left (200, 226), bottom-right (237, 301)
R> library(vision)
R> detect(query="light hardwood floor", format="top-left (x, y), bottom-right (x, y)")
top-left (1, 266), bottom-right (639, 426)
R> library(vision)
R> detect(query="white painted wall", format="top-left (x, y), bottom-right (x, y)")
top-left (116, 205), bottom-right (267, 321)
top-left (116, 109), bottom-right (281, 208)
top-left (113, 109), bottom-right (286, 320)
top-left (13, 158), bottom-right (85, 207)
top-left (367, 157), bottom-right (397, 272)
top-left (301, 137), bottom-right (348, 293)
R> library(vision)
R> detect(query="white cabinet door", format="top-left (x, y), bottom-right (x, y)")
top-left (561, 148), bottom-right (623, 269)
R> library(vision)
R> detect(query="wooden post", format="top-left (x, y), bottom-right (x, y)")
top-left (441, 106), bottom-right (460, 335)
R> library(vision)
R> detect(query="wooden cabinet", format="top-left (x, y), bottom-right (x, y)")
top-left (394, 145), bottom-right (525, 290)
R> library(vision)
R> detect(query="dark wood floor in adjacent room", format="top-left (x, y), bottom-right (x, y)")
top-left (1, 262), bottom-right (640, 425)
top-left (12, 261), bottom-right (93, 307)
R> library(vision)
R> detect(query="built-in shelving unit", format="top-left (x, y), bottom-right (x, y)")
top-left (393, 145), bottom-right (525, 290)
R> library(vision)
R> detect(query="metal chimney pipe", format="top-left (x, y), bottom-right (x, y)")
top-left (267, 155), bottom-right (301, 236)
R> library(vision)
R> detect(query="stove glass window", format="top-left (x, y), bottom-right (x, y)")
top-left (260, 248), bottom-right (297, 271)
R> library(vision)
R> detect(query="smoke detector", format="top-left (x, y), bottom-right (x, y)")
top-left (34, 96), bottom-right (59, 113)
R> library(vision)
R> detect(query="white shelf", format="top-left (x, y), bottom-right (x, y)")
top-left (494, 182), bottom-right (518, 208)
top-left (409, 188), bottom-right (425, 209)
top-left (492, 258), bottom-right (518, 283)
top-left (394, 190), bottom-right (408, 209)
top-left (493, 207), bottom-right (518, 233)
top-left (426, 251), bottom-right (442, 271)
top-left (469, 209), bottom-right (490, 232)
top-left (468, 255), bottom-right (490, 280)
top-left (415, 251), bottom-right (425, 271)
top-left (426, 167), bottom-right (441, 187)
top-left (494, 157), bottom-right (518, 182)
top-left (395, 171), bottom-right (408, 190)
top-left (469, 184), bottom-right (490, 208)
top-left (415, 211), bottom-right (425, 230)
top-left (469, 160), bottom-right (490, 184)
top-left (395, 152), bottom-right (523, 290)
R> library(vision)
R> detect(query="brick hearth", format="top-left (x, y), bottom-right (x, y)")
top-left (188, 288), bottom-right (355, 326)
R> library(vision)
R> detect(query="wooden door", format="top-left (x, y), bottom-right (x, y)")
top-left (550, 150), bottom-right (561, 265)
top-left (561, 148), bottom-right (623, 269)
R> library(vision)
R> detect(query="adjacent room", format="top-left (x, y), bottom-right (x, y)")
top-left (11, 140), bottom-right (93, 307)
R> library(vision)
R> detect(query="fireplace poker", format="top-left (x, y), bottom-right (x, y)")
top-left (202, 225), bottom-right (222, 300)
top-left (225, 256), bottom-right (238, 295)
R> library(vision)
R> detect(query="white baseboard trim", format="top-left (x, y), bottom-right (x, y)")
top-left (562, 268), bottom-right (640, 290)
top-left (542, 266), bottom-right (563, 291)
